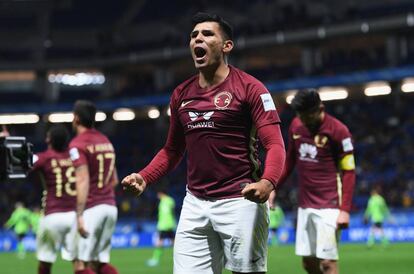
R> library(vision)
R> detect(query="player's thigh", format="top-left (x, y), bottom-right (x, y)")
top-left (212, 198), bottom-right (269, 273)
top-left (174, 192), bottom-right (223, 274)
top-left (97, 205), bottom-right (117, 263)
top-left (295, 207), bottom-right (314, 257)
top-left (315, 209), bottom-right (339, 260)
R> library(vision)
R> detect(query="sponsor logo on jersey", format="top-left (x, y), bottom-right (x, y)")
top-left (214, 91), bottom-right (232, 110)
top-left (187, 111), bottom-right (215, 129)
top-left (299, 143), bottom-right (318, 162)
top-left (260, 93), bottom-right (276, 112)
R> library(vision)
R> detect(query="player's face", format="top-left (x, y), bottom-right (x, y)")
top-left (297, 107), bottom-right (323, 130)
top-left (189, 21), bottom-right (232, 69)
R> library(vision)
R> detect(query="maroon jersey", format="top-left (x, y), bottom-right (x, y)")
top-left (171, 65), bottom-right (280, 199)
top-left (32, 149), bottom-right (76, 215)
top-left (69, 129), bottom-right (116, 209)
top-left (287, 114), bottom-right (354, 209)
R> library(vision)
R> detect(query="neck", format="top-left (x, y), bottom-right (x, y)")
top-left (76, 125), bottom-right (89, 135)
top-left (198, 62), bottom-right (229, 88)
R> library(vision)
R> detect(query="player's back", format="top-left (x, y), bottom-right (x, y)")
top-left (32, 148), bottom-right (76, 215)
top-left (69, 128), bottom-right (116, 209)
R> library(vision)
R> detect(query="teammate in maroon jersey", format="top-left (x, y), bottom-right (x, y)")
top-left (31, 125), bottom-right (77, 274)
top-left (69, 100), bottom-right (119, 274)
top-left (269, 89), bottom-right (356, 274)
top-left (122, 12), bottom-right (285, 274)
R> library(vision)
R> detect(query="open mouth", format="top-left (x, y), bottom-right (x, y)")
top-left (194, 47), bottom-right (207, 58)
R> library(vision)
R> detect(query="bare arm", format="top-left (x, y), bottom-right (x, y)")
top-left (75, 164), bottom-right (90, 238)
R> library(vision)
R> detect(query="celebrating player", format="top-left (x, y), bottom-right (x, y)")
top-left (122, 12), bottom-right (285, 274)
top-left (70, 100), bottom-right (119, 274)
top-left (269, 89), bottom-right (356, 274)
top-left (31, 125), bottom-right (77, 274)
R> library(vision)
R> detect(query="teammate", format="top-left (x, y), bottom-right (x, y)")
top-left (122, 12), bottom-right (285, 274)
top-left (146, 189), bottom-right (177, 267)
top-left (31, 125), bottom-right (77, 274)
top-left (4, 201), bottom-right (32, 258)
top-left (269, 89), bottom-right (356, 274)
top-left (269, 202), bottom-right (284, 246)
top-left (70, 100), bottom-right (119, 274)
top-left (364, 185), bottom-right (390, 248)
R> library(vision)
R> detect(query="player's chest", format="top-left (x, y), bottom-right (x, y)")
top-left (177, 89), bottom-right (247, 132)
top-left (293, 132), bottom-right (335, 162)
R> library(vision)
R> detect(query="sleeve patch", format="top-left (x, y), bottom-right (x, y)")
top-left (69, 148), bottom-right (80, 161)
top-left (342, 137), bottom-right (353, 152)
top-left (340, 154), bottom-right (355, 171)
top-left (260, 93), bottom-right (276, 112)
top-left (32, 154), bottom-right (39, 164)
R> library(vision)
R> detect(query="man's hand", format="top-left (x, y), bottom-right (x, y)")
top-left (0, 125), bottom-right (9, 137)
top-left (241, 179), bottom-right (274, 203)
top-left (121, 173), bottom-right (147, 196)
top-left (77, 215), bottom-right (89, 238)
top-left (337, 210), bottom-right (350, 229)
top-left (268, 190), bottom-right (277, 209)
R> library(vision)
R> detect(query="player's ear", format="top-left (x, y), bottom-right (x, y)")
top-left (222, 40), bottom-right (233, 54)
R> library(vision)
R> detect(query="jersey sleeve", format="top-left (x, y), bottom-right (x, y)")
top-left (31, 152), bottom-right (46, 172)
top-left (246, 81), bottom-right (280, 129)
top-left (69, 141), bottom-right (88, 168)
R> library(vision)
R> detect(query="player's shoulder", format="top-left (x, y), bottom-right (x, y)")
top-left (172, 75), bottom-right (198, 97)
top-left (325, 114), bottom-right (351, 135)
top-left (231, 66), bottom-right (267, 89)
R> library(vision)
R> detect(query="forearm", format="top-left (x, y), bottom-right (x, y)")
top-left (75, 165), bottom-right (89, 216)
top-left (340, 169), bottom-right (356, 212)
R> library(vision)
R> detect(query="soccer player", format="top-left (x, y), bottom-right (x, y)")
top-left (364, 185), bottom-right (390, 248)
top-left (146, 189), bottom-right (177, 267)
top-left (70, 100), bottom-right (119, 274)
top-left (122, 12), bottom-right (286, 274)
top-left (31, 125), bottom-right (77, 274)
top-left (4, 201), bottom-right (32, 258)
top-left (269, 202), bottom-right (284, 246)
top-left (269, 89), bottom-right (356, 274)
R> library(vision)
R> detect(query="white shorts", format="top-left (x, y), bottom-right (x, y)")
top-left (77, 204), bottom-right (117, 263)
top-left (174, 191), bottom-right (269, 274)
top-left (295, 207), bottom-right (340, 260)
top-left (36, 211), bottom-right (77, 263)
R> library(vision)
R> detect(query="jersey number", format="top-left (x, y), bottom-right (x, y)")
top-left (52, 166), bottom-right (76, 197)
top-left (96, 152), bottom-right (115, 188)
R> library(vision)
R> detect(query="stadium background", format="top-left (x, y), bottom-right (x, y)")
top-left (0, 0), bottom-right (414, 273)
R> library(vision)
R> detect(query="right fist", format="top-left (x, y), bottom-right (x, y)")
top-left (121, 173), bottom-right (147, 196)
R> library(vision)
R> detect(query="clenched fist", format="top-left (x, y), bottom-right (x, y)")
top-left (121, 173), bottom-right (147, 196)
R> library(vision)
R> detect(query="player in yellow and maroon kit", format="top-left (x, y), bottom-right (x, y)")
top-left (270, 89), bottom-right (356, 274)
top-left (70, 100), bottom-right (119, 274)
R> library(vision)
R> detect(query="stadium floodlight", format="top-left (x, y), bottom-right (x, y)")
top-left (48, 72), bottom-right (105, 86)
top-left (95, 111), bottom-right (107, 122)
top-left (148, 108), bottom-right (160, 119)
top-left (48, 112), bottom-right (74, 123)
top-left (166, 107), bottom-right (171, 117)
top-left (318, 87), bottom-right (348, 101)
top-left (285, 90), bottom-right (298, 104)
top-left (364, 81), bottom-right (391, 96)
top-left (401, 78), bottom-right (414, 93)
top-left (0, 114), bottom-right (39, 124)
top-left (113, 108), bottom-right (135, 121)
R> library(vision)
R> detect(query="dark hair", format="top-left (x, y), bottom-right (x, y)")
top-left (290, 89), bottom-right (322, 112)
top-left (191, 12), bottom-right (233, 41)
top-left (73, 100), bottom-right (96, 128)
top-left (48, 124), bottom-right (69, 152)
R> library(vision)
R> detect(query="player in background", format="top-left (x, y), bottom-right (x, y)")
top-left (30, 206), bottom-right (41, 235)
top-left (269, 89), bottom-right (356, 274)
top-left (70, 100), bottom-right (119, 274)
top-left (31, 125), bottom-right (78, 274)
top-left (269, 201), bottom-right (284, 246)
top-left (122, 12), bottom-right (285, 274)
top-left (364, 185), bottom-right (390, 248)
top-left (147, 189), bottom-right (177, 267)
top-left (4, 201), bottom-right (31, 258)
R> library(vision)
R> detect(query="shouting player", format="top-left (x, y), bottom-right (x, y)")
top-left (70, 100), bottom-right (119, 274)
top-left (31, 125), bottom-right (77, 274)
top-left (122, 12), bottom-right (285, 274)
top-left (269, 89), bottom-right (356, 274)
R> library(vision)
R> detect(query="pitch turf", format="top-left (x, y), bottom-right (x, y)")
top-left (1, 243), bottom-right (413, 274)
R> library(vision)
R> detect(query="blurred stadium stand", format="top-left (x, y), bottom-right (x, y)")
top-left (0, 0), bottom-right (413, 243)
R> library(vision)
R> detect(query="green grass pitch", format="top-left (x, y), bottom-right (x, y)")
top-left (1, 243), bottom-right (413, 274)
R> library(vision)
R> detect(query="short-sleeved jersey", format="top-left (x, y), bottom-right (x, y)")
top-left (69, 129), bottom-right (116, 209)
top-left (5, 207), bottom-right (32, 234)
top-left (157, 195), bottom-right (176, 231)
top-left (32, 149), bottom-right (76, 215)
top-left (171, 65), bottom-right (280, 199)
top-left (288, 114), bottom-right (354, 209)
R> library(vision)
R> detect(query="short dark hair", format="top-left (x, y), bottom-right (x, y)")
top-left (73, 100), bottom-right (96, 128)
top-left (48, 124), bottom-right (69, 152)
top-left (191, 12), bottom-right (233, 41)
top-left (290, 89), bottom-right (322, 112)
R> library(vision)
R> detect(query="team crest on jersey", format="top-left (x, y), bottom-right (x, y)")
top-left (314, 135), bottom-right (328, 148)
top-left (214, 91), bottom-right (233, 110)
top-left (299, 143), bottom-right (318, 162)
